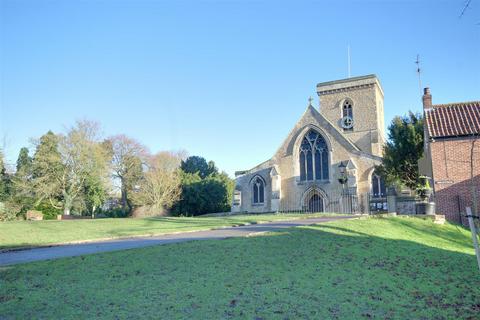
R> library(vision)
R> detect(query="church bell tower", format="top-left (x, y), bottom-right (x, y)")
top-left (316, 74), bottom-right (385, 157)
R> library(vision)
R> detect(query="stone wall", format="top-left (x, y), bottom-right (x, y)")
top-left (395, 197), bottom-right (417, 215)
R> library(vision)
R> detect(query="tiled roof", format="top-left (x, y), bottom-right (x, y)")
top-left (425, 101), bottom-right (480, 138)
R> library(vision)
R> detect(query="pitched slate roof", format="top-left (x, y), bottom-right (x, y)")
top-left (425, 101), bottom-right (480, 138)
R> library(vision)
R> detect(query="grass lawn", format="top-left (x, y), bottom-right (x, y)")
top-left (1, 217), bottom-right (479, 319)
top-left (0, 213), bottom-right (339, 249)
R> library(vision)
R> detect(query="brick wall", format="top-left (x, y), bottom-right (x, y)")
top-left (430, 137), bottom-right (480, 223)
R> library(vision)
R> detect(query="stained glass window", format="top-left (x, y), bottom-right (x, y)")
top-left (299, 130), bottom-right (329, 181)
top-left (252, 176), bottom-right (265, 204)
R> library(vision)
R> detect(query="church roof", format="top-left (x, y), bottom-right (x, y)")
top-left (297, 104), bottom-right (362, 153)
top-left (236, 96), bottom-right (383, 177)
top-left (425, 101), bottom-right (480, 139)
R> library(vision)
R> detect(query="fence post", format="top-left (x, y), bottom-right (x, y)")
top-left (466, 207), bottom-right (480, 272)
top-left (456, 195), bottom-right (462, 224)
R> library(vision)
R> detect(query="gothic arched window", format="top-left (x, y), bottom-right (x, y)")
top-left (371, 173), bottom-right (386, 197)
top-left (252, 176), bottom-right (265, 204)
top-left (299, 130), bottom-right (329, 181)
top-left (342, 99), bottom-right (354, 130)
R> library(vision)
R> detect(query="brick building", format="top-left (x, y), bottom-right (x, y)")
top-left (419, 88), bottom-right (480, 223)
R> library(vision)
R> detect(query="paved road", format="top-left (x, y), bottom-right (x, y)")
top-left (0, 216), bottom-right (354, 266)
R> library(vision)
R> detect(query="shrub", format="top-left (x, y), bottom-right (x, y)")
top-left (35, 202), bottom-right (62, 220)
top-left (0, 201), bottom-right (22, 221)
top-left (100, 207), bottom-right (129, 218)
top-left (171, 172), bottom-right (234, 216)
top-left (131, 206), bottom-right (167, 218)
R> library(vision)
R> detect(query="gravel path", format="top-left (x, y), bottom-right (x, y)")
top-left (0, 215), bottom-right (355, 266)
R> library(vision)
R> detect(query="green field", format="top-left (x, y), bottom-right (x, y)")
top-left (0, 213), bottom-right (338, 249)
top-left (1, 217), bottom-right (479, 319)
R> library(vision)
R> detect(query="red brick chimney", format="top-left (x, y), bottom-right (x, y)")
top-left (422, 87), bottom-right (432, 154)
top-left (422, 87), bottom-right (432, 110)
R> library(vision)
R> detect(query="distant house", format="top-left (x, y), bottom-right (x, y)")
top-left (419, 88), bottom-right (480, 223)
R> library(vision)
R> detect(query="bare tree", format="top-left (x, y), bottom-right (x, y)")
top-left (132, 151), bottom-right (182, 214)
top-left (108, 135), bottom-right (148, 214)
top-left (56, 120), bottom-right (110, 215)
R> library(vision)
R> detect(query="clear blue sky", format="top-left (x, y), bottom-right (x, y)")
top-left (1, 0), bottom-right (479, 177)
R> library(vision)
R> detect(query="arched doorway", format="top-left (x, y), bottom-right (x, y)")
top-left (302, 187), bottom-right (327, 213)
top-left (308, 194), bottom-right (324, 213)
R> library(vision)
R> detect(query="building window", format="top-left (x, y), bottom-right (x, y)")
top-left (371, 173), bottom-right (386, 197)
top-left (299, 130), bottom-right (329, 181)
top-left (341, 99), bottom-right (354, 130)
top-left (252, 176), bottom-right (265, 204)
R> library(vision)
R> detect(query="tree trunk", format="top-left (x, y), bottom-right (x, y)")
top-left (63, 191), bottom-right (73, 216)
top-left (121, 179), bottom-right (128, 212)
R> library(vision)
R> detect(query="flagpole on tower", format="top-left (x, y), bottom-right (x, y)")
top-left (347, 45), bottom-right (351, 78)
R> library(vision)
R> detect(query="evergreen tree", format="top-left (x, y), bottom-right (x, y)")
top-left (181, 156), bottom-right (217, 179)
top-left (376, 112), bottom-right (424, 189)
top-left (31, 131), bottom-right (64, 209)
top-left (10, 147), bottom-right (35, 215)
top-left (16, 147), bottom-right (32, 174)
top-left (173, 156), bottom-right (234, 216)
top-left (0, 150), bottom-right (9, 201)
top-left (0, 150), bottom-right (19, 221)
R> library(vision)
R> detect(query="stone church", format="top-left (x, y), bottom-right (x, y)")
top-left (232, 74), bottom-right (386, 213)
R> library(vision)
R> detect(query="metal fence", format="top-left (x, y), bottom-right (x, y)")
top-left (273, 185), bottom-right (479, 223)
top-left (277, 188), bottom-right (385, 215)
